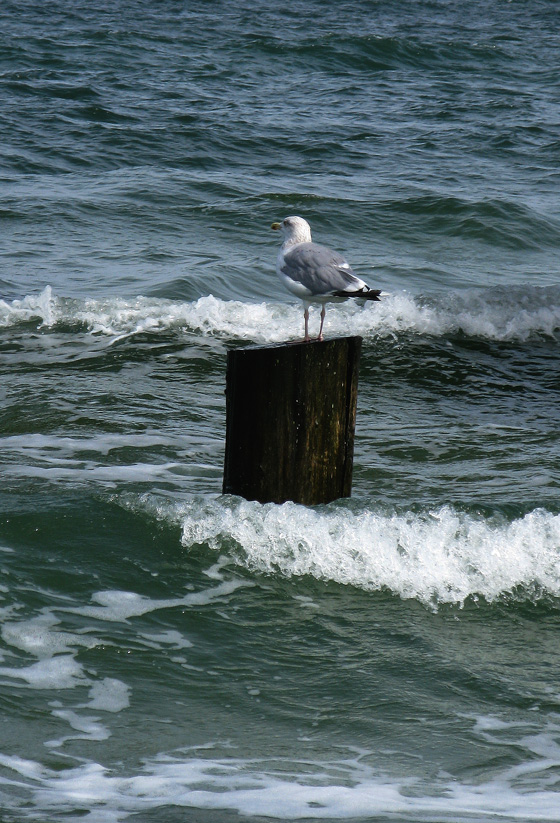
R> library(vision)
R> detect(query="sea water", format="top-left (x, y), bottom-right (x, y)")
top-left (1, 1), bottom-right (559, 821)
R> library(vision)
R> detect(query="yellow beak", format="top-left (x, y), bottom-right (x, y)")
top-left (271, 222), bottom-right (282, 230)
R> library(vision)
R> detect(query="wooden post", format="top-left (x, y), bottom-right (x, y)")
top-left (223, 337), bottom-right (362, 505)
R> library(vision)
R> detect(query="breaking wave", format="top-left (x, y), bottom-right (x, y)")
top-left (1, 285), bottom-right (559, 344)
top-left (135, 495), bottom-right (560, 609)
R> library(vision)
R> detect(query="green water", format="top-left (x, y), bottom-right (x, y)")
top-left (1, 0), bottom-right (560, 820)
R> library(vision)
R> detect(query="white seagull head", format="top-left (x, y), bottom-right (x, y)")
top-left (271, 215), bottom-right (312, 247)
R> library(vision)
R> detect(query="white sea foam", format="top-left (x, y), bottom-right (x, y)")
top-left (1, 285), bottom-right (559, 343)
top-left (84, 678), bottom-right (131, 713)
top-left (1, 432), bottom-right (221, 488)
top-left (46, 709), bottom-right (111, 748)
top-left (1, 735), bottom-right (560, 822)
top-left (0, 656), bottom-right (86, 690)
top-left (0, 286), bottom-right (57, 328)
top-left (5, 461), bottom-right (186, 486)
top-left (144, 496), bottom-right (560, 608)
top-left (1, 432), bottom-right (181, 457)
top-left (60, 579), bottom-right (251, 623)
top-left (139, 629), bottom-right (194, 650)
top-left (2, 612), bottom-right (101, 659)
top-left (0, 612), bottom-right (102, 691)
top-left (0, 613), bottom-right (129, 751)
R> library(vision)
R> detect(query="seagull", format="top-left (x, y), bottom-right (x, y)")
top-left (271, 215), bottom-right (381, 342)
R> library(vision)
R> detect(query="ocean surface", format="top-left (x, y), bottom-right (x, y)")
top-left (1, 1), bottom-right (560, 821)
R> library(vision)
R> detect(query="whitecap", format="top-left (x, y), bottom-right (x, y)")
top-left (1, 285), bottom-right (559, 343)
top-left (0, 285), bottom-right (57, 328)
top-left (147, 496), bottom-right (560, 608)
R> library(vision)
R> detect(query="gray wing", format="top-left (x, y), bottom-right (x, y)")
top-left (281, 242), bottom-right (363, 295)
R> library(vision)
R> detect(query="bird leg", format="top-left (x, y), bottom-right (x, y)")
top-left (304, 307), bottom-right (310, 342)
top-left (317, 305), bottom-right (326, 342)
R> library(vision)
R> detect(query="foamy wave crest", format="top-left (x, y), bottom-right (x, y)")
top-left (0, 287), bottom-right (302, 342)
top-left (0, 285), bottom-right (57, 328)
top-left (155, 498), bottom-right (560, 607)
top-left (416, 286), bottom-right (560, 342)
top-left (339, 285), bottom-right (560, 342)
top-left (1, 285), bottom-right (559, 343)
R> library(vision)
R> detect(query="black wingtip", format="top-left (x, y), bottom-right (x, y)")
top-left (333, 288), bottom-right (382, 301)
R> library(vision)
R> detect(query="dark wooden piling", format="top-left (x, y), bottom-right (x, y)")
top-left (223, 337), bottom-right (362, 505)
